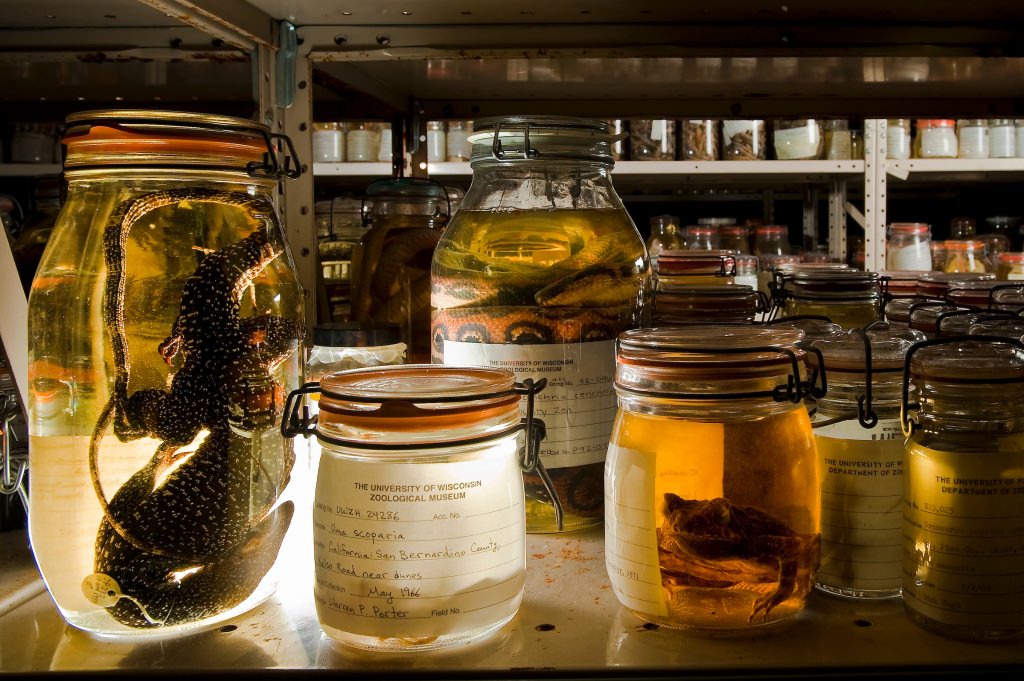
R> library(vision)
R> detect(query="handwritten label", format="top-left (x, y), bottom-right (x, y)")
top-left (313, 443), bottom-right (525, 641)
top-left (442, 339), bottom-right (616, 469)
top-left (603, 443), bottom-right (667, 617)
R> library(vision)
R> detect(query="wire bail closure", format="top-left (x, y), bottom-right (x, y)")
top-left (900, 334), bottom-right (1024, 438)
top-left (280, 376), bottom-right (564, 531)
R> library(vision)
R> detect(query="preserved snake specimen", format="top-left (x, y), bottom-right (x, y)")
top-left (87, 188), bottom-right (302, 627)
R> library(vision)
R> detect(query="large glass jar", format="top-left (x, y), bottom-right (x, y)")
top-left (605, 326), bottom-right (821, 635)
top-left (886, 119), bottom-right (912, 160)
top-left (943, 239), bottom-right (993, 274)
top-left (808, 326), bottom-right (924, 600)
top-left (283, 365), bottom-right (544, 651)
top-left (26, 110), bottom-right (305, 637)
top-left (352, 178), bottom-right (450, 364)
top-left (901, 337), bottom-right (1024, 642)
top-left (431, 116), bottom-right (653, 533)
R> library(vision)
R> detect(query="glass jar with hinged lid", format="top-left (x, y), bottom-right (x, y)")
top-left (604, 326), bottom-right (824, 635)
top-left (281, 365), bottom-right (552, 651)
top-left (773, 269), bottom-right (881, 329)
top-left (653, 284), bottom-right (763, 326)
top-left (879, 270), bottom-right (923, 302)
top-left (915, 271), bottom-right (995, 301)
top-left (901, 336), bottom-right (1024, 641)
top-left (807, 324), bottom-right (925, 600)
top-left (656, 249), bottom-right (737, 288)
top-left (908, 301), bottom-right (969, 339)
top-left (27, 109), bottom-right (305, 637)
top-left (431, 116), bottom-right (652, 534)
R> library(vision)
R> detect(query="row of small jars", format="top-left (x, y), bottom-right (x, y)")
top-left (614, 119), bottom-right (861, 161)
top-left (886, 220), bottom-right (1024, 276)
top-left (311, 120), bottom-right (473, 163)
top-left (902, 118), bottom-right (1024, 160)
top-left (647, 216), bottom-right (796, 263)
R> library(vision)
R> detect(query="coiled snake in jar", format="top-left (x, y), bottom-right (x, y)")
top-left (87, 188), bottom-right (303, 628)
top-left (431, 229), bottom-right (646, 520)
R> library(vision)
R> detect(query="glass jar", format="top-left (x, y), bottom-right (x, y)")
top-left (949, 216), bottom-right (976, 240)
top-left (283, 365), bottom-right (544, 651)
top-left (886, 119), bottom-right (912, 160)
top-left (346, 122), bottom-right (380, 162)
top-left (605, 326), bottom-right (821, 634)
top-left (654, 284), bottom-right (760, 326)
top-left (312, 122), bottom-right (345, 162)
top-left (879, 270), bottom-right (921, 300)
top-left (315, 197), bottom-right (367, 322)
top-left (916, 119), bottom-right (957, 158)
top-left (945, 279), bottom-right (1003, 309)
top-left (776, 270), bottom-right (882, 329)
top-left (995, 252), bottom-right (1024, 280)
top-left (943, 239), bottom-right (992, 274)
top-left (734, 254), bottom-right (759, 292)
top-left (353, 178), bottom-right (450, 364)
top-left (908, 302), bottom-right (966, 339)
top-left (809, 326), bottom-right (924, 600)
top-left (27, 110), bottom-right (305, 636)
top-left (957, 119), bottom-right (990, 159)
top-left (656, 250), bottom-right (737, 288)
top-left (607, 119), bottom-right (627, 160)
top-left (377, 125), bottom-right (394, 163)
top-left (984, 215), bottom-right (1020, 252)
top-left (646, 214), bottom-right (683, 272)
top-left (446, 120), bottom-right (473, 161)
top-left (930, 241), bottom-right (948, 272)
top-left (1017, 120), bottom-right (1024, 159)
top-left (989, 119), bottom-right (1016, 158)
top-left (431, 116), bottom-right (653, 533)
top-left (991, 285), bottom-right (1024, 312)
top-left (683, 224), bottom-right (720, 251)
top-left (753, 225), bottom-right (791, 268)
top-left (915, 271), bottom-right (995, 301)
top-left (824, 120), bottom-right (852, 160)
top-left (722, 120), bottom-right (767, 160)
top-left (883, 297), bottom-right (915, 329)
top-left (886, 223), bottom-right (933, 271)
top-left (718, 225), bottom-right (751, 254)
top-left (305, 322), bottom-right (406, 390)
top-left (630, 119), bottom-right (677, 160)
top-left (773, 119), bottom-right (824, 160)
top-left (968, 316), bottom-right (1024, 338)
top-left (901, 337), bottom-right (1024, 642)
top-left (681, 120), bottom-right (719, 160)
top-left (426, 120), bottom-right (447, 163)
top-left (758, 254), bottom-right (801, 300)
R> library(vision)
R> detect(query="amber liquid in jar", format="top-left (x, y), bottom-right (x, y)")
top-left (433, 208), bottom-right (647, 532)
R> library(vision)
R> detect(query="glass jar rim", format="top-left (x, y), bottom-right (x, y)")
top-left (910, 339), bottom-right (1024, 382)
top-left (917, 119), bottom-right (956, 127)
top-left (467, 115), bottom-right (617, 165)
top-left (889, 222), bottom-right (931, 233)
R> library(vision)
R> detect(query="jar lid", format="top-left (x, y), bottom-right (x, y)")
top-left (468, 115), bottom-right (616, 165)
top-left (316, 364), bottom-right (521, 445)
top-left (909, 302), bottom-right (967, 333)
top-left (62, 109), bottom-right (274, 172)
top-left (781, 269), bottom-right (880, 299)
top-left (969, 317), bottom-right (1024, 338)
top-left (313, 321), bottom-right (403, 348)
top-left (719, 225), bottom-right (749, 235)
top-left (697, 217), bottom-right (736, 226)
top-left (657, 250), bottom-right (738, 276)
top-left (910, 339), bottom-right (1024, 383)
top-left (884, 297), bottom-right (916, 322)
top-left (617, 326), bottom-right (802, 372)
top-left (889, 222), bottom-right (931, 234)
top-left (754, 225), bottom-right (788, 235)
top-left (809, 325), bottom-right (925, 373)
top-left (917, 119), bottom-right (956, 128)
top-left (944, 239), bottom-right (987, 251)
top-left (995, 252), bottom-right (1024, 263)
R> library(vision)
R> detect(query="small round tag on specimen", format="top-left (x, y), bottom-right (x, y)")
top-left (82, 573), bottom-right (123, 607)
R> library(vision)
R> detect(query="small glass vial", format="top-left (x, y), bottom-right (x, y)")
top-left (722, 120), bottom-right (767, 160)
top-left (943, 239), bottom-right (992, 274)
top-left (681, 120), bottom-right (720, 160)
top-left (902, 337), bottom-right (1024, 642)
top-left (426, 120), bottom-right (447, 163)
top-left (809, 325), bottom-right (925, 600)
top-left (886, 222), bottom-right (933, 271)
top-left (957, 119), bottom-right (990, 159)
top-left (647, 214), bottom-right (683, 271)
top-left (446, 120), bottom-right (472, 161)
top-left (312, 122), bottom-right (345, 162)
top-left (886, 119), bottom-right (912, 160)
top-left (285, 366), bottom-right (545, 651)
top-left (916, 119), bottom-right (957, 158)
top-left (346, 122), bottom-right (379, 162)
top-left (989, 119), bottom-right (1016, 158)
top-left (605, 326), bottom-right (821, 635)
